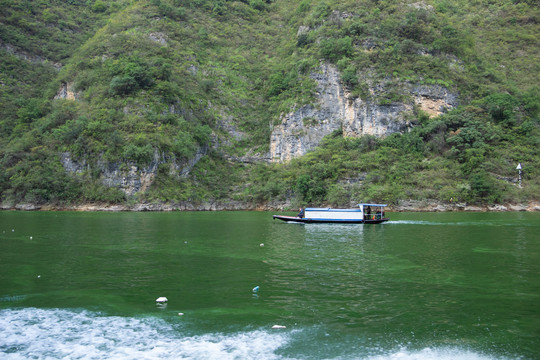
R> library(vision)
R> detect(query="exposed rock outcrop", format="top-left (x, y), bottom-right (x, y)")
top-left (99, 160), bottom-right (158, 197)
top-left (54, 82), bottom-right (80, 100)
top-left (270, 63), bottom-right (458, 162)
top-left (60, 146), bottom-right (208, 196)
top-left (412, 84), bottom-right (458, 117)
top-left (148, 32), bottom-right (168, 45)
top-left (0, 40), bottom-right (62, 69)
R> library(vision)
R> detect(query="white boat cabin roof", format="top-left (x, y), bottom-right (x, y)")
top-left (305, 204), bottom-right (387, 212)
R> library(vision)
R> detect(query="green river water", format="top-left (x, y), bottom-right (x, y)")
top-left (0, 211), bottom-right (539, 359)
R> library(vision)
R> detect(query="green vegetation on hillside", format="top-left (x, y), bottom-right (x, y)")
top-left (0, 0), bottom-right (538, 208)
top-left (244, 93), bottom-right (540, 206)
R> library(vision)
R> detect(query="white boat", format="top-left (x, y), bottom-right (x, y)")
top-left (273, 203), bottom-right (389, 224)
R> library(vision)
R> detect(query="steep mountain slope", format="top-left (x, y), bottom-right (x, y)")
top-left (0, 0), bottom-right (539, 209)
top-left (0, 0), bottom-right (128, 132)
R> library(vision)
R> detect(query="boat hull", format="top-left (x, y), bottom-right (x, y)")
top-left (272, 215), bottom-right (389, 224)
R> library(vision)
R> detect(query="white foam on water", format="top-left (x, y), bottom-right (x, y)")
top-left (387, 220), bottom-right (447, 225)
top-left (0, 308), bottom-right (286, 360)
top-left (364, 346), bottom-right (510, 360)
top-left (387, 220), bottom-right (535, 227)
top-left (0, 308), bottom-right (514, 360)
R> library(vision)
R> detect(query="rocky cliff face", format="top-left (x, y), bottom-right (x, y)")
top-left (55, 63), bottom-right (458, 194)
top-left (60, 147), bottom-right (208, 197)
top-left (270, 63), bottom-right (458, 162)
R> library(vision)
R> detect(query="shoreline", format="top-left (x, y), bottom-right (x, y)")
top-left (2, 200), bottom-right (540, 212)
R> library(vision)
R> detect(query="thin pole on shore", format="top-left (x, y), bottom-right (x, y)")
top-left (516, 163), bottom-right (522, 188)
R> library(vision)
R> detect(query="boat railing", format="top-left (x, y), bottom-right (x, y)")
top-left (364, 212), bottom-right (385, 220)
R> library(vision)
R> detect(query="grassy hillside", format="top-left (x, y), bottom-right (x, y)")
top-left (0, 0), bottom-right (539, 208)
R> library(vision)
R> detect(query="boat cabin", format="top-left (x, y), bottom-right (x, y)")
top-left (359, 203), bottom-right (387, 221)
top-left (304, 203), bottom-right (387, 221)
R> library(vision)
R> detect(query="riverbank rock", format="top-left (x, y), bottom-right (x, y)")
top-left (508, 204), bottom-right (528, 211)
top-left (1, 203), bottom-right (13, 210)
top-left (488, 205), bottom-right (508, 211)
top-left (463, 205), bottom-right (485, 212)
top-left (14, 204), bottom-right (41, 211)
top-left (1, 200), bottom-right (539, 212)
top-left (392, 200), bottom-right (451, 212)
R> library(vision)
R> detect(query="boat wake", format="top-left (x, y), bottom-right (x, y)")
top-left (364, 347), bottom-right (506, 360)
top-left (0, 308), bottom-right (516, 360)
top-left (387, 220), bottom-right (535, 227)
top-left (387, 220), bottom-right (446, 225)
top-left (0, 308), bottom-right (285, 360)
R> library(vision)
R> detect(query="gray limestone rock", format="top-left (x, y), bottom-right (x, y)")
top-left (270, 63), bottom-right (458, 162)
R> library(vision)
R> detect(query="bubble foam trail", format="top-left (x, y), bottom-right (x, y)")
top-left (0, 308), bottom-right (513, 360)
top-left (0, 308), bottom-right (286, 360)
